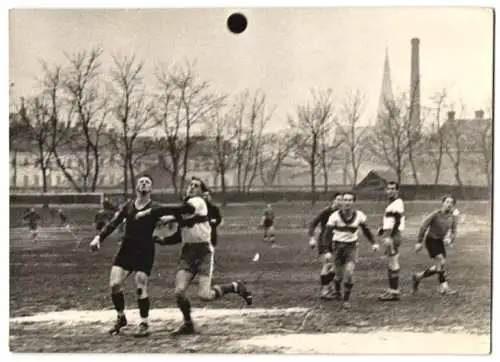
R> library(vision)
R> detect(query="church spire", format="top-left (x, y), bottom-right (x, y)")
top-left (377, 47), bottom-right (394, 124)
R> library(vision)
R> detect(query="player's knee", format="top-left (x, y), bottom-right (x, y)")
top-left (435, 255), bottom-right (446, 269)
top-left (110, 280), bottom-right (122, 293)
top-left (197, 290), bottom-right (214, 301)
top-left (134, 272), bottom-right (148, 287)
top-left (345, 262), bottom-right (355, 276)
top-left (388, 255), bottom-right (400, 270)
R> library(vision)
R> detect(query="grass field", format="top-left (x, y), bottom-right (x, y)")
top-left (9, 201), bottom-right (492, 353)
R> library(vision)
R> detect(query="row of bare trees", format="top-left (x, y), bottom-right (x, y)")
top-left (10, 47), bottom-right (492, 198)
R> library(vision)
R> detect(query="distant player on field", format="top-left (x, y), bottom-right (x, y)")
top-left (323, 192), bottom-right (379, 308)
top-left (203, 191), bottom-right (223, 248)
top-left (261, 204), bottom-right (276, 246)
top-left (137, 177), bottom-right (252, 335)
top-left (89, 175), bottom-right (178, 337)
top-left (307, 192), bottom-right (343, 299)
top-left (378, 181), bottom-right (405, 301)
top-left (23, 208), bottom-right (40, 243)
top-left (56, 209), bottom-right (70, 229)
top-left (412, 195), bottom-right (459, 295)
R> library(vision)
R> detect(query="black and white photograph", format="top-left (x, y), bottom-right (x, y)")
top-left (8, 6), bottom-right (493, 354)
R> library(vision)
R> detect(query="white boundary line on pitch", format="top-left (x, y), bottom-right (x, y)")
top-left (10, 307), bottom-right (309, 324)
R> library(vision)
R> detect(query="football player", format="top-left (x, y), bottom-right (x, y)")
top-left (307, 192), bottom-right (343, 299)
top-left (89, 175), bottom-right (178, 337)
top-left (323, 192), bottom-right (379, 308)
top-left (412, 195), bottom-right (459, 295)
top-left (261, 204), bottom-right (276, 246)
top-left (378, 181), bottom-right (405, 301)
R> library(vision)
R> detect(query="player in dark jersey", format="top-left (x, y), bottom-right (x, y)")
top-left (261, 204), bottom-right (276, 246)
top-left (23, 208), bottom-right (40, 243)
top-left (307, 192), bottom-right (343, 299)
top-left (203, 191), bottom-right (223, 248)
top-left (89, 175), bottom-right (180, 337)
top-left (94, 209), bottom-right (109, 232)
top-left (412, 195), bottom-right (460, 295)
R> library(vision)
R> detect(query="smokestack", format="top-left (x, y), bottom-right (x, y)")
top-left (410, 38), bottom-right (421, 128)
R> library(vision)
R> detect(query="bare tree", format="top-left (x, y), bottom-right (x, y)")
top-left (18, 97), bottom-right (53, 192)
top-left (318, 120), bottom-right (343, 192)
top-left (369, 93), bottom-right (416, 185)
top-left (154, 61), bottom-right (225, 196)
top-left (108, 53), bottom-right (156, 196)
top-left (230, 90), bottom-right (272, 192)
top-left (424, 89), bottom-right (448, 184)
top-left (288, 89), bottom-right (335, 203)
top-left (258, 132), bottom-right (294, 187)
top-left (335, 90), bottom-right (369, 186)
top-left (38, 61), bottom-right (84, 191)
top-left (443, 102), bottom-right (467, 190)
top-left (62, 48), bottom-right (109, 191)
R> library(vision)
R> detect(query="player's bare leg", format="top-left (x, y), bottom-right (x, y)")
top-left (268, 227), bottom-right (276, 247)
top-left (109, 266), bottom-right (131, 335)
top-left (199, 276), bottom-right (253, 305)
top-left (172, 270), bottom-right (196, 335)
top-left (435, 255), bottom-right (457, 295)
top-left (319, 253), bottom-right (335, 299)
top-left (342, 261), bottom-right (355, 308)
top-left (379, 253), bottom-right (401, 301)
top-left (134, 271), bottom-right (151, 337)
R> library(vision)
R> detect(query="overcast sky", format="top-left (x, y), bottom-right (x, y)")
top-left (9, 7), bottom-right (493, 131)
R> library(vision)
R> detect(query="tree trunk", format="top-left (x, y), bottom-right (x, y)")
top-left (41, 167), bottom-right (48, 193)
top-left (311, 134), bottom-right (317, 205)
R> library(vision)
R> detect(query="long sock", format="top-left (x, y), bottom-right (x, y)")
top-left (438, 269), bottom-right (448, 284)
top-left (334, 279), bottom-right (342, 294)
top-left (111, 292), bottom-right (125, 314)
top-left (176, 295), bottom-right (192, 324)
top-left (213, 282), bottom-right (237, 298)
top-left (344, 282), bottom-right (354, 301)
top-left (420, 266), bottom-right (438, 279)
top-left (388, 269), bottom-right (400, 290)
top-left (138, 297), bottom-right (150, 322)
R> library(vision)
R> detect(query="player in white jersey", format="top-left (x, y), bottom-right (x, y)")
top-left (323, 192), bottom-right (379, 308)
top-left (137, 177), bottom-right (252, 335)
top-left (378, 181), bottom-right (405, 301)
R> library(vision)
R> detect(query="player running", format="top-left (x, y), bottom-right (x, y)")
top-left (56, 209), bottom-right (70, 230)
top-left (261, 204), bottom-right (276, 246)
top-left (412, 195), bottom-right (460, 295)
top-left (203, 191), bottom-right (223, 248)
top-left (307, 192), bottom-right (343, 299)
top-left (378, 181), bottom-right (405, 301)
top-left (89, 175), bottom-right (177, 338)
top-left (323, 192), bottom-right (379, 308)
top-left (137, 177), bottom-right (252, 336)
top-left (23, 208), bottom-right (40, 243)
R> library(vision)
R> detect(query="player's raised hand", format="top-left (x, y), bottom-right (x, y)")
top-left (89, 235), bottom-right (100, 252)
top-left (135, 209), bottom-right (151, 220)
top-left (414, 243), bottom-right (423, 253)
top-left (372, 243), bottom-right (380, 252)
top-left (309, 237), bottom-right (317, 249)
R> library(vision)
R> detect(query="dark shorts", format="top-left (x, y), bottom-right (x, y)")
top-left (333, 242), bottom-right (358, 266)
top-left (95, 221), bottom-right (106, 232)
top-left (384, 231), bottom-right (402, 256)
top-left (178, 243), bottom-right (214, 277)
top-left (263, 219), bottom-right (274, 229)
top-left (113, 243), bottom-right (155, 276)
top-left (318, 233), bottom-right (333, 256)
top-left (425, 236), bottom-right (446, 258)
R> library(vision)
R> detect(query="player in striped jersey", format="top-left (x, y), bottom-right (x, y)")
top-left (412, 195), bottom-right (459, 295)
top-left (378, 181), bottom-right (405, 301)
top-left (307, 192), bottom-right (343, 299)
top-left (323, 192), bottom-right (379, 308)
